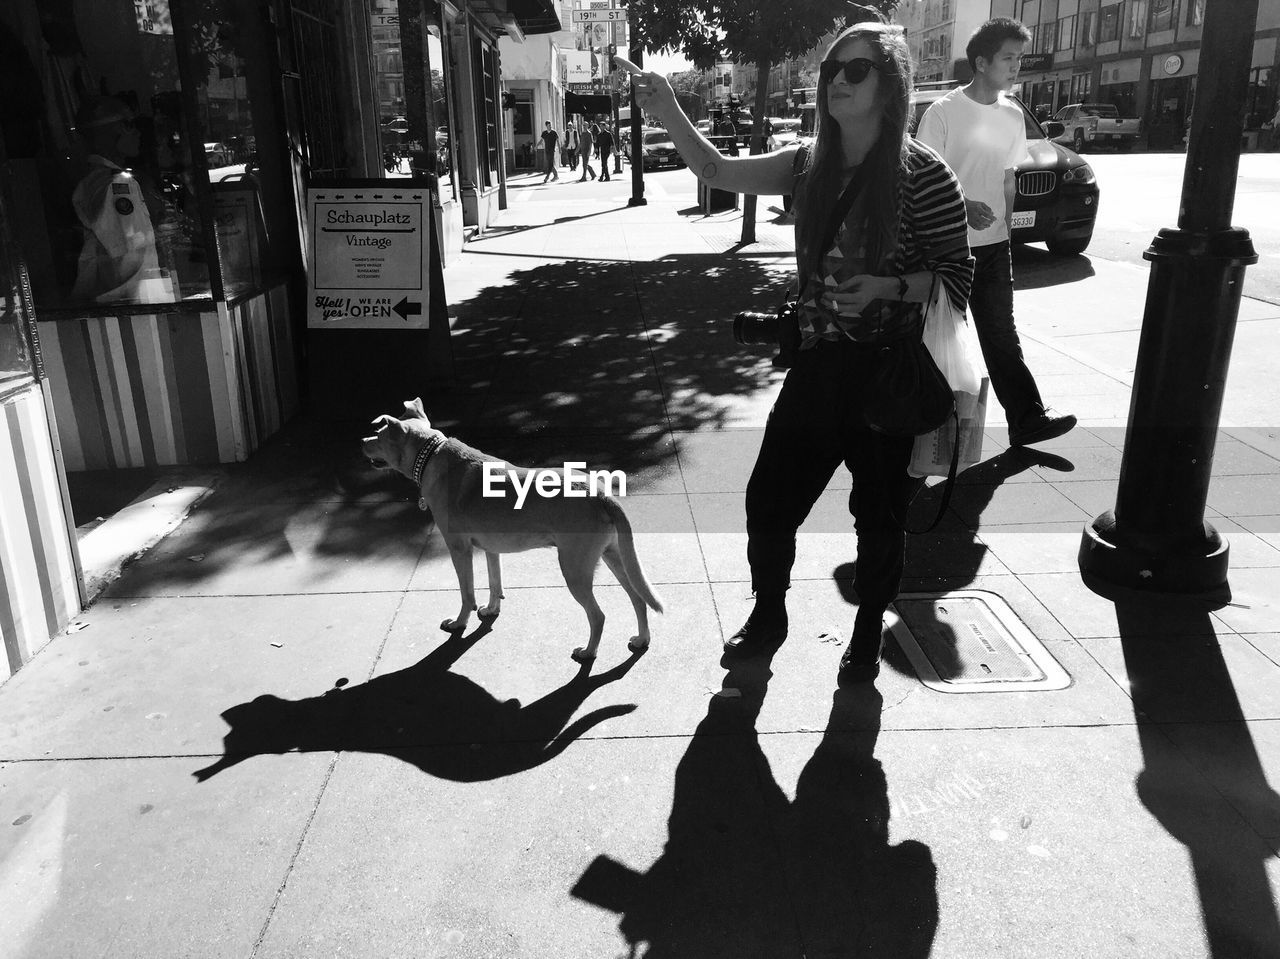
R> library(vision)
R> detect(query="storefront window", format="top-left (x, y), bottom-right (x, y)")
top-left (0, 214), bottom-right (38, 399)
top-left (475, 40), bottom-right (499, 187)
top-left (0, 0), bottom-right (296, 311)
top-left (1, 0), bottom-right (213, 309)
top-left (185, 0), bottom-right (278, 297)
top-left (1246, 67), bottom-right (1274, 130)
top-left (430, 24), bottom-right (457, 201)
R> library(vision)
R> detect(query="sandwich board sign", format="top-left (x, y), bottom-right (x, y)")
top-left (305, 183), bottom-right (430, 329)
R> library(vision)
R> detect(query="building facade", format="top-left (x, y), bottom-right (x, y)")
top-left (499, 1), bottom-right (575, 173)
top-left (0, 0), bottom-right (559, 673)
top-left (897, 0), bottom-right (1280, 149)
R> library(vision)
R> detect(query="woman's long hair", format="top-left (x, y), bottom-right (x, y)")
top-left (794, 22), bottom-right (913, 280)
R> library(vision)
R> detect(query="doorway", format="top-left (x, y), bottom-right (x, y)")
top-left (512, 100), bottom-right (535, 170)
top-left (1147, 76), bottom-right (1194, 150)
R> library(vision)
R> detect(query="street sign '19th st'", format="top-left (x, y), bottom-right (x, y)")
top-left (571, 8), bottom-right (625, 22)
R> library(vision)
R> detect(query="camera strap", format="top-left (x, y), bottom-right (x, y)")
top-left (792, 158), bottom-right (873, 310)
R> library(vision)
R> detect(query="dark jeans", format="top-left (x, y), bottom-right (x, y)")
top-left (745, 340), bottom-right (923, 618)
top-left (969, 241), bottom-right (1046, 429)
top-left (599, 148), bottom-right (611, 179)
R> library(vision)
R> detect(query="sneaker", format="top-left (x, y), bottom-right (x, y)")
top-left (1009, 409), bottom-right (1077, 447)
top-left (723, 603), bottom-right (787, 657)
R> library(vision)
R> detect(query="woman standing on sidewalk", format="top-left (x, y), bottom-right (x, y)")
top-left (619, 20), bottom-right (972, 684)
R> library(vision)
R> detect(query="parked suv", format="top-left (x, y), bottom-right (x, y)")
top-left (910, 86), bottom-right (1099, 256)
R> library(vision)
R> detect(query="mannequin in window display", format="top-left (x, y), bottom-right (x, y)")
top-left (69, 96), bottom-right (177, 304)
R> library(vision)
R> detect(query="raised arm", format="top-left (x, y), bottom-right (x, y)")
top-left (617, 55), bottom-right (796, 197)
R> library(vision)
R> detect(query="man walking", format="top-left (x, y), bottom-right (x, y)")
top-left (577, 122), bottom-right (596, 181)
top-left (917, 17), bottom-right (1075, 446)
top-left (596, 123), bottom-right (614, 181)
top-left (540, 121), bottom-right (560, 182)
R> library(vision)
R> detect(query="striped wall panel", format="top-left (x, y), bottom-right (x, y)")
top-left (0, 386), bottom-right (82, 682)
top-left (37, 283), bottom-right (298, 470)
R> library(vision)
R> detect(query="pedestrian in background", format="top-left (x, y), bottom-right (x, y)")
top-left (619, 18), bottom-right (973, 684)
top-left (540, 121), bottom-right (560, 182)
top-left (916, 17), bottom-right (1076, 447)
top-left (578, 122), bottom-right (596, 181)
top-left (596, 123), bottom-right (614, 181)
top-left (566, 125), bottom-right (579, 171)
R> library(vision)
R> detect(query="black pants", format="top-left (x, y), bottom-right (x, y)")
top-left (969, 241), bottom-right (1045, 430)
top-left (745, 339), bottom-right (923, 618)
top-left (599, 148), bottom-right (611, 179)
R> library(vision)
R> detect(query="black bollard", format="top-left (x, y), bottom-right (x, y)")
top-left (1079, 0), bottom-right (1260, 599)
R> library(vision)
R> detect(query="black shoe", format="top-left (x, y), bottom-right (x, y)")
top-left (838, 623), bottom-right (884, 684)
top-left (723, 604), bottom-right (787, 657)
top-left (1009, 409), bottom-right (1077, 447)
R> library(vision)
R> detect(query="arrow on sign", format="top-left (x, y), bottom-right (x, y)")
top-left (393, 297), bottom-right (423, 321)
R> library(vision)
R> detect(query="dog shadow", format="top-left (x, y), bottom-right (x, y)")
top-left (192, 625), bottom-right (643, 783)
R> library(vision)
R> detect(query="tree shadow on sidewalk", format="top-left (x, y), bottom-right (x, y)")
top-left (571, 658), bottom-right (937, 957)
top-left (192, 624), bottom-right (642, 783)
top-left (107, 253), bottom-right (790, 595)
top-left (1110, 598), bottom-right (1280, 956)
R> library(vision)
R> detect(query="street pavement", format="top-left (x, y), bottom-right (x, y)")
top-left (2, 166), bottom-right (1280, 958)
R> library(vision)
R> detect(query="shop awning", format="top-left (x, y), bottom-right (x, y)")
top-left (565, 92), bottom-right (614, 116)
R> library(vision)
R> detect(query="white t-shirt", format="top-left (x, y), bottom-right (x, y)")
top-left (916, 87), bottom-right (1028, 248)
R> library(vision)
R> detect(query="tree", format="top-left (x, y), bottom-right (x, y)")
top-left (630, 0), bottom-right (900, 243)
top-left (667, 69), bottom-right (709, 100)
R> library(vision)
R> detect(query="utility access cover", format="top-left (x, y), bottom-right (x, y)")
top-left (888, 590), bottom-right (1070, 693)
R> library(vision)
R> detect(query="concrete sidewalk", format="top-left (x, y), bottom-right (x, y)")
top-left (2, 169), bottom-right (1279, 958)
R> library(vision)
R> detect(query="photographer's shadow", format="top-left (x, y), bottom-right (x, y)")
top-left (857, 445), bottom-right (1077, 679)
top-left (193, 626), bottom-right (641, 783)
top-left (572, 659), bottom-right (937, 956)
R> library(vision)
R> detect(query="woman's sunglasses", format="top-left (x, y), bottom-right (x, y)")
top-left (819, 57), bottom-right (891, 86)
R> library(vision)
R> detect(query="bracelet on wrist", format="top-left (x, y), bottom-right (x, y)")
top-left (895, 275), bottom-right (907, 300)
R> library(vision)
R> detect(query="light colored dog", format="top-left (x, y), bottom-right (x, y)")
top-left (362, 399), bottom-right (663, 662)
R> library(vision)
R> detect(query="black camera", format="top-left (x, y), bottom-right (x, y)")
top-left (732, 302), bottom-right (799, 369)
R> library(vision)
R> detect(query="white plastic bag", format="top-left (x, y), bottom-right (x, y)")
top-left (910, 278), bottom-right (988, 478)
top-left (920, 277), bottom-right (983, 393)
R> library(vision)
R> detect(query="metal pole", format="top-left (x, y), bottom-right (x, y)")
top-left (1078, 0), bottom-right (1260, 598)
top-left (611, 25), bottom-right (623, 175)
top-left (626, 3), bottom-right (645, 207)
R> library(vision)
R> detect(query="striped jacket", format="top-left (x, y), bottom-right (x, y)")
top-left (794, 138), bottom-right (974, 342)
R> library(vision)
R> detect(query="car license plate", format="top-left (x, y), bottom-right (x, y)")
top-left (1011, 211), bottom-right (1036, 229)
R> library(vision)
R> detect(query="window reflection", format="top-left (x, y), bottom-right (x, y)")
top-left (186, 0), bottom-right (275, 296)
top-left (0, 0), bottom-right (212, 308)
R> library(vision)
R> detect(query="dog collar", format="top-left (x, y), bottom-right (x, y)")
top-left (411, 434), bottom-right (447, 491)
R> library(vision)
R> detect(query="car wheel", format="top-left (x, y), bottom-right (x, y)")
top-left (1072, 129), bottom-right (1086, 153)
top-left (1047, 233), bottom-right (1092, 256)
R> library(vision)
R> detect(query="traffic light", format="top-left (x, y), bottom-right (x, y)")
top-left (607, 43), bottom-right (616, 71)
